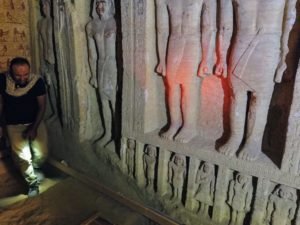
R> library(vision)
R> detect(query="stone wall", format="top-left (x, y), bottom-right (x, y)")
top-left (29, 0), bottom-right (300, 225)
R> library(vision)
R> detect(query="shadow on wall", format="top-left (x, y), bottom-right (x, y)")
top-left (263, 0), bottom-right (300, 167)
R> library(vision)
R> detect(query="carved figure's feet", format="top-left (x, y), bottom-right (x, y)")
top-left (96, 135), bottom-right (112, 148)
top-left (160, 124), bottom-right (180, 141)
top-left (238, 140), bottom-right (261, 161)
top-left (174, 127), bottom-right (197, 143)
top-left (217, 140), bottom-right (240, 156)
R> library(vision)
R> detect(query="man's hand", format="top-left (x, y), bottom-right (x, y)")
top-left (274, 60), bottom-right (287, 83)
top-left (89, 76), bottom-right (98, 88)
top-left (156, 62), bottom-right (166, 77)
top-left (197, 61), bottom-right (211, 78)
top-left (214, 61), bottom-right (227, 78)
top-left (0, 126), bottom-right (3, 138)
top-left (23, 127), bottom-right (37, 141)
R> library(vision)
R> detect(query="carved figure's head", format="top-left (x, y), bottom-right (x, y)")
top-left (237, 173), bottom-right (248, 184)
top-left (174, 154), bottom-right (185, 166)
top-left (41, 0), bottom-right (51, 17)
top-left (202, 162), bottom-right (214, 174)
top-left (277, 185), bottom-right (297, 201)
top-left (93, 0), bottom-right (115, 20)
top-left (127, 139), bottom-right (136, 149)
top-left (146, 145), bottom-right (157, 157)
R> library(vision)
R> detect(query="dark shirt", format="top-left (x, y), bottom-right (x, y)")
top-left (0, 74), bottom-right (46, 125)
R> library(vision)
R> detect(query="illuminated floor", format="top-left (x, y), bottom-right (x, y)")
top-left (0, 177), bottom-right (62, 207)
top-left (0, 157), bottom-right (148, 225)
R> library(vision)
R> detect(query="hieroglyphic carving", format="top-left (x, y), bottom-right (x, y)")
top-left (216, 0), bottom-right (297, 161)
top-left (265, 185), bottom-right (297, 225)
top-left (227, 173), bottom-right (253, 225)
top-left (143, 144), bottom-right (157, 191)
top-left (194, 162), bottom-right (215, 218)
top-left (155, 0), bottom-right (216, 143)
top-left (168, 153), bottom-right (186, 203)
top-left (0, 0), bottom-right (30, 72)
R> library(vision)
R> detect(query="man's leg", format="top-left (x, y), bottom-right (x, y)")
top-left (218, 79), bottom-right (248, 156)
top-left (239, 89), bottom-right (273, 161)
top-left (175, 78), bottom-right (201, 143)
top-left (30, 121), bottom-right (48, 168)
top-left (6, 125), bottom-right (38, 188)
top-left (98, 99), bottom-right (114, 147)
top-left (160, 79), bottom-right (182, 140)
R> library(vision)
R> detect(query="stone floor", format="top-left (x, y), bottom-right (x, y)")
top-left (0, 154), bottom-right (149, 225)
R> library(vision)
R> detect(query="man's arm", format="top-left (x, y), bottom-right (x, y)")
top-left (0, 95), bottom-right (4, 138)
top-left (86, 23), bottom-right (98, 88)
top-left (24, 94), bottom-right (46, 140)
top-left (198, 0), bottom-right (217, 77)
top-left (274, 0), bottom-right (296, 83)
top-left (37, 21), bottom-right (46, 76)
top-left (214, 0), bottom-right (233, 78)
top-left (155, 0), bottom-right (168, 76)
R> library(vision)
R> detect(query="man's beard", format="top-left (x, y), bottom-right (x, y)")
top-left (15, 82), bottom-right (28, 88)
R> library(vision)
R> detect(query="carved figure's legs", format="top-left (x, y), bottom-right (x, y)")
top-left (160, 82), bottom-right (181, 140)
top-left (236, 211), bottom-right (245, 225)
top-left (175, 80), bottom-right (201, 143)
top-left (198, 203), bottom-right (209, 217)
top-left (218, 89), bottom-right (247, 156)
top-left (45, 70), bottom-right (59, 121)
top-left (98, 98), bottom-right (115, 147)
top-left (230, 210), bottom-right (237, 225)
top-left (239, 91), bottom-right (272, 161)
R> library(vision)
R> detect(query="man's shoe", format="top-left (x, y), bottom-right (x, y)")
top-left (34, 169), bottom-right (45, 183)
top-left (28, 185), bottom-right (39, 197)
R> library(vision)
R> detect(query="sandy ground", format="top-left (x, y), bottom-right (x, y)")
top-left (0, 157), bottom-right (149, 225)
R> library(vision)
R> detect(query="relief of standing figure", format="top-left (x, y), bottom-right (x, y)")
top-left (143, 145), bottom-right (157, 191)
top-left (194, 162), bottom-right (215, 218)
top-left (38, 0), bottom-right (58, 121)
top-left (265, 185), bottom-right (297, 225)
top-left (216, 0), bottom-right (296, 160)
top-left (227, 173), bottom-right (253, 225)
top-left (168, 154), bottom-right (186, 203)
top-left (86, 0), bottom-right (117, 147)
top-left (126, 139), bottom-right (135, 178)
top-left (155, 0), bottom-right (216, 143)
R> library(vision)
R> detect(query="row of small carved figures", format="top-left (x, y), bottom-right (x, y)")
top-left (123, 138), bottom-right (299, 225)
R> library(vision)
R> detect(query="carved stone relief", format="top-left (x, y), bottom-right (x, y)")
top-left (53, 0), bottom-right (77, 129)
top-left (155, 0), bottom-right (216, 143)
top-left (86, 0), bottom-right (117, 147)
top-left (194, 162), bottom-right (215, 218)
top-left (156, 0), bottom-right (215, 143)
top-left (38, 0), bottom-right (58, 120)
top-left (227, 173), bottom-right (253, 225)
top-left (143, 144), bottom-right (157, 191)
top-left (126, 139), bottom-right (136, 178)
top-left (168, 153), bottom-right (186, 203)
top-left (265, 185), bottom-right (297, 225)
top-left (216, 0), bottom-right (297, 161)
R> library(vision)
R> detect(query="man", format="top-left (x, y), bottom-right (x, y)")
top-left (0, 57), bottom-right (48, 197)
top-left (86, 0), bottom-right (117, 147)
top-left (215, 0), bottom-right (296, 160)
top-left (155, 0), bottom-right (216, 143)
